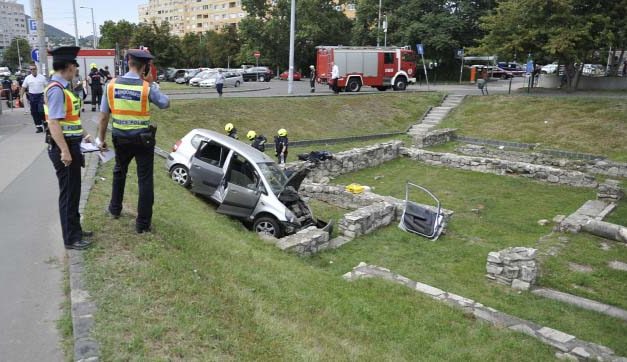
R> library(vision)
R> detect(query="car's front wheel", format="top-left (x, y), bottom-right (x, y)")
top-left (258, 75), bottom-right (265, 82)
top-left (234, 81), bottom-right (240, 87)
top-left (253, 216), bottom-right (283, 238)
top-left (170, 165), bottom-right (191, 187)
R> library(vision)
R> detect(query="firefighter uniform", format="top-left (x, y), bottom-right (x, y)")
top-left (100, 49), bottom-right (170, 233)
top-left (88, 65), bottom-right (104, 111)
top-left (45, 46), bottom-right (91, 250)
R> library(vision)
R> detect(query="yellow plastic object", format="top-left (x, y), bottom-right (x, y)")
top-left (346, 183), bottom-right (365, 194)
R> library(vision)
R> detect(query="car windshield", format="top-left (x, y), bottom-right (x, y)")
top-left (257, 162), bottom-right (289, 194)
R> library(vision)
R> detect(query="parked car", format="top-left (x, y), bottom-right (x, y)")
top-left (0, 67), bottom-right (11, 77)
top-left (166, 129), bottom-right (331, 238)
top-left (175, 69), bottom-right (201, 84)
top-left (541, 63), bottom-right (558, 74)
top-left (471, 65), bottom-right (513, 79)
top-left (242, 66), bottom-right (273, 82)
top-left (199, 72), bottom-right (243, 88)
top-left (582, 64), bottom-right (605, 77)
top-left (189, 70), bottom-right (216, 86)
top-left (497, 62), bottom-right (525, 76)
top-left (279, 71), bottom-right (302, 81)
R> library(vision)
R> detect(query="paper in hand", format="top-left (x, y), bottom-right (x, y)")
top-left (98, 149), bottom-right (115, 163)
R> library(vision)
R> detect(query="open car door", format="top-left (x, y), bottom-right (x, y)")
top-left (216, 154), bottom-right (262, 219)
top-left (398, 182), bottom-right (445, 240)
top-left (189, 140), bottom-right (228, 197)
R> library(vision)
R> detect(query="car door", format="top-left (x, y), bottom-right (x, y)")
top-left (216, 154), bottom-right (262, 218)
top-left (189, 141), bottom-right (230, 197)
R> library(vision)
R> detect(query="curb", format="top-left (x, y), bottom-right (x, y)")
top-left (69, 152), bottom-right (101, 362)
top-left (163, 86), bottom-right (271, 96)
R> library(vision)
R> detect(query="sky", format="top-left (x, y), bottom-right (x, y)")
top-left (17, 0), bottom-right (143, 39)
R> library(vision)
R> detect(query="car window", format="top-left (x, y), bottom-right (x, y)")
top-left (257, 162), bottom-right (288, 194)
top-left (227, 154), bottom-right (258, 190)
top-left (191, 134), bottom-right (210, 149)
top-left (196, 141), bottom-right (229, 167)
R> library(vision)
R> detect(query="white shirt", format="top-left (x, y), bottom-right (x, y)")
top-left (21, 74), bottom-right (48, 94)
top-left (215, 73), bottom-right (225, 85)
top-left (331, 65), bottom-right (339, 79)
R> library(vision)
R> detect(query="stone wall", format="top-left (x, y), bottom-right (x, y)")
top-left (274, 226), bottom-right (330, 256)
top-left (414, 128), bottom-right (457, 148)
top-left (456, 144), bottom-right (627, 178)
top-left (401, 148), bottom-right (599, 188)
top-left (597, 180), bottom-right (624, 202)
top-left (338, 202), bottom-right (397, 239)
top-left (285, 141), bottom-right (403, 184)
top-left (486, 247), bottom-right (538, 291)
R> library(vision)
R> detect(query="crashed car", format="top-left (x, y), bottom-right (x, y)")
top-left (166, 129), bottom-right (329, 238)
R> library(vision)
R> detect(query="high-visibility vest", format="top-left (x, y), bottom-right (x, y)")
top-left (44, 81), bottom-right (82, 137)
top-left (107, 79), bottom-right (150, 133)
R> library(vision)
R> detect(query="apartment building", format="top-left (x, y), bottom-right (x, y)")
top-left (138, 0), bottom-right (356, 36)
top-left (0, 0), bottom-right (27, 57)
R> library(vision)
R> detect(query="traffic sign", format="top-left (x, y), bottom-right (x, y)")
top-left (416, 43), bottom-right (424, 55)
top-left (28, 19), bottom-right (37, 31)
top-left (31, 48), bottom-right (39, 62)
top-left (253, 51), bottom-right (261, 59)
top-left (526, 60), bottom-right (534, 74)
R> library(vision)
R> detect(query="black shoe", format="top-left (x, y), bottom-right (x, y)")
top-left (65, 240), bottom-right (92, 250)
top-left (104, 208), bottom-right (120, 219)
top-left (91, 108), bottom-right (96, 112)
top-left (135, 225), bottom-right (152, 234)
top-left (36, 128), bottom-right (43, 133)
top-left (82, 231), bottom-right (94, 238)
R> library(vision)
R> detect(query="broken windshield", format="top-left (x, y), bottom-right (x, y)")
top-left (257, 163), bottom-right (289, 194)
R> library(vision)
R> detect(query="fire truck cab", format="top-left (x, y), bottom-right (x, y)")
top-left (316, 46), bottom-right (417, 92)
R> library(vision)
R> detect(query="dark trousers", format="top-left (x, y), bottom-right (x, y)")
top-left (28, 93), bottom-right (45, 128)
top-left (216, 83), bottom-right (224, 96)
top-left (109, 139), bottom-right (155, 229)
top-left (310, 78), bottom-right (315, 92)
top-left (48, 140), bottom-right (84, 246)
top-left (91, 86), bottom-right (103, 110)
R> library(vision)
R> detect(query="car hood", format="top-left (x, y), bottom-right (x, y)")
top-left (280, 167), bottom-right (309, 193)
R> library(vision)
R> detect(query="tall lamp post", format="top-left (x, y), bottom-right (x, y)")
top-left (287, 0), bottom-right (295, 94)
top-left (383, 14), bottom-right (388, 47)
top-left (80, 6), bottom-right (97, 48)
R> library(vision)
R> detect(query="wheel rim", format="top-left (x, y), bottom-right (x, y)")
top-left (259, 76), bottom-right (265, 82)
top-left (397, 81), bottom-right (406, 90)
top-left (349, 82), bottom-right (358, 91)
top-left (256, 221), bottom-right (276, 235)
top-left (235, 81), bottom-right (240, 87)
top-left (171, 167), bottom-right (188, 185)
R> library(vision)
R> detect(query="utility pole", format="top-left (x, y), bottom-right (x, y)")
top-left (376, 0), bottom-right (382, 47)
top-left (287, 0), bottom-right (295, 95)
top-left (16, 38), bottom-right (22, 69)
top-left (383, 14), bottom-right (387, 47)
top-left (72, 0), bottom-right (79, 46)
top-left (33, 0), bottom-right (47, 76)
top-left (81, 6), bottom-right (96, 48)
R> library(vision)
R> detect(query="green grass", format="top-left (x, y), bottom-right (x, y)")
top-left (157, 82), bottom-right (195, 91)
top-left (58, 260), bottom-right (74, 362)
top-left (152, 93), bottom-right (442, 151)
top-left (438, 95), bottom-right (627, 161)
top-left (81, 159), bottom-right (560, 360)
top-left (332, 158), bottom-right (627, 354)
top-left (605, 199), bottom-right (627, 227)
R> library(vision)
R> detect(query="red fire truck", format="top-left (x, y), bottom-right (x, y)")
top-left (315, 46), bottom-right (417, 92)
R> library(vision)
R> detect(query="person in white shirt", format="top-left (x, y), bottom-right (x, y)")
top-left (20, 64), bottom-right (48, 133)
top-left (331, 63), bottom-right (340, 94)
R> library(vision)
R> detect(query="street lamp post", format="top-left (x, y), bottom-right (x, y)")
top-left (376, 0), bottom-right (382, 47)
top-left (80, 6), bottom-right (97, 48)
top-left (287, 0), bottom-right (295, 95)
top-left (383, 14), bottom-right (388, 47)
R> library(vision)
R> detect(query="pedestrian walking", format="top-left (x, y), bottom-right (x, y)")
top-left (247, 130), bottom-right (267, 152)
top-left (88, 63), bottom-right (104, 111)
top-left (44, 46), bottom-right (94, 250)
top-left (274, 128), bottom-right (289, 164)
top-left (477, 67), bottom-right (489, 95)
top-left (309, 65), bottom-right (316, 93)
top-left (101, 65), bottom-right (112, 83)
top-left (20, 64), bottom-right (48, 133)
top-left (331, 63), bottom-right (340, 94)
top-left (215, 69), bottom-right (225, 97)
top-left (97, 49), bottom-right (170, 234)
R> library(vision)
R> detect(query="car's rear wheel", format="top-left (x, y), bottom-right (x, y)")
top-left (253, 216), bottom-right (283, 238)
top-left (259, 75), bottom-right (265, 82)
top-left (234, 81), bottom-right (240, 87)
top-left (170, 165), bottom-right (191, 187)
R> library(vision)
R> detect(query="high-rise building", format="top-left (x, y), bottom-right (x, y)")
top-left (0, 0), bottom-right (28, 59)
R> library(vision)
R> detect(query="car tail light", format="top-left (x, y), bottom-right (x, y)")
top-left (172, 139), bottom-right (182, 152)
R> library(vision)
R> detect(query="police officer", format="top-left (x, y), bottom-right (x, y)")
top-left (88, 63), bottom-right (104, 111)
top-left (97, 49), bottom-right (170, 234)
top-left (274, 128), bottom-right (289, 164)
top-left (247, 130), bottom-right (267, 152)
top-left (45, 46), bottom-right (93, 250)
top-left (225, 123), bottom-right (238, 139)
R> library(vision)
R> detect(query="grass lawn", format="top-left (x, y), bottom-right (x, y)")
top-left (438, 95), bottom-right (627, 161)
top-left (331, 158), bottom-right (627, 354)
top-left (157, 82), bottom-right (194, 91)
top-left (605, 199), bottom-right (627, 227)
top-left (151, 93), bottom-right (442, 151)
top-left (80, 159), bottom-right (560, 360)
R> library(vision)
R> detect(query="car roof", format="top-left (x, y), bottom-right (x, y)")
top-left (191, 129), bottom-right (276, 164)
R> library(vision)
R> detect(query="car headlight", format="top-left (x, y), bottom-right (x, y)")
top-left (285, 209), bottom-right (297, 223)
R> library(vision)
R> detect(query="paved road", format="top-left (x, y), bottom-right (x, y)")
top-left (0, 108), bottom-right (98, 362)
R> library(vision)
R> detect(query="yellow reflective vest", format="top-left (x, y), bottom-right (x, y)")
top-left (44, 81), bottom-right (82, 137)
top-left (106, 79), bottom-right (150, 133)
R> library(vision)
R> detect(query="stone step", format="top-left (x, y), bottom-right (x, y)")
top-left (423, 116), bottom-right (443, 121)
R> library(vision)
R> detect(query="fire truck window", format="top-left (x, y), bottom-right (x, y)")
top-left (384, 53), bottom-right (394, 64)
top-left (402, 53), bottom-right (416, 62)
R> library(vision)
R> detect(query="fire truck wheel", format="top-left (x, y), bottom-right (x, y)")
top-left (393, 77), bottom-right (407, 91)
top-left (346, 78), bottom-right (361, 92)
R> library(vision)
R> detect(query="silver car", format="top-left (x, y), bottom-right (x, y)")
top-left (199, 72), bottom-right (243, 88)
top-left (166, 129), bottom-right (329, 238)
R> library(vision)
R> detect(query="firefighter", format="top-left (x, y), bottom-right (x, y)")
top-left (309, 65), bottom-right (316, 93)
top-left (274, 128), bottom-right (289, 164)
top-left (88, 63), bottom-right (104, 111)
top-left (247, 130), bottom-right (267, 152)
top-left (97, 49), bottom-right (171, 234)
top-left (44, 46), bottom-right (94, 250)
top-left (225, 123), bottom-right (238, 139)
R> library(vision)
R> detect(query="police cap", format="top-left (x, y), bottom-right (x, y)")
top-left (50, 46), bottom-right (80, 67)
top-left (127, 49), bottom-right (154, 63)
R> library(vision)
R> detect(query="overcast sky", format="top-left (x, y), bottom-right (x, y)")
top-left (17, 0), bottom-right (143, 38)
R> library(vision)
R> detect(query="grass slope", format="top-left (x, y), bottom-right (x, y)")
top-left (438, 95), bottom-right (627, 161)
top-left (82, 159), bottom-right (557, 360)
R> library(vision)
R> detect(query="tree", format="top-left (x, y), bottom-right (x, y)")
top-left (131, 21), bottom-right (182, 68)
top-left (99, 20), bottom-right (138, 49)
top-left (2, 37), bottom-right (32, 70)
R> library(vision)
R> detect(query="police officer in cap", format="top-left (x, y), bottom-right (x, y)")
top-left (45, 46), bottom-right (94, 250)
top-left (98, 49), bottom-right (170, 233)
